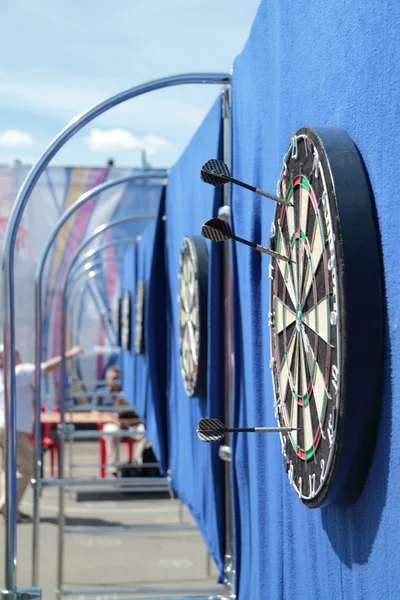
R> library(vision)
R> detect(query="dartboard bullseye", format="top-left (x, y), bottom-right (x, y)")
top-left (178, 235), bottom-right (208, 398)
top-left (270, 126), bottom-right (383, 508)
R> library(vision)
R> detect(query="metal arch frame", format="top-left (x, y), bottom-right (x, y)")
top-left (55, 217), bottom-right (149, 594)
top-left (66, 256), bottom-right (123, 348)
top-left (69, 238), bottom-right (140, 391)
top-left (56, 261), bottom-right (223, 598)
top-left (66, 256), bottom-right (124, 344)
top-left (68, 239), bottom-right (139, 342)
top-left (65, 256), bottom-right (124, 343)
top-left (56, 229), bottom-right (223, 598)
top-left (1, 73), bottom-right (229, 596)
top-left (67, 264), bottom-right (118, 350)
top-left (34, 172), bottom-right (164, 493)
top-left (65, 256), bottom-right (123, 297)
top-left (33, 218), bottom-right (149, 586)
top-left (66, 265), bottom-right (114, 349)
top-left (32, 186), bottom-right (159, 588)
top-left (64, 265), bottom-right (119, 488)
top-left (68, 237), bottom-right (139, 283)
top-left (40, 174), bottom-right (163, 359)
top-left (69, 239), bottom-right (141, 351)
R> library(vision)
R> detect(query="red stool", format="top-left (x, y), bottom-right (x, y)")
top-left (49, 409), bottom-right (61, 477)
top-left (29, 407), bottom-right (60, 477)
top-left (98, 422), bottom-right (135, 479)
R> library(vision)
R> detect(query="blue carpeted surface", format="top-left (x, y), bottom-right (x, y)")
top-left (120, 192), bottom-right (168, 473)
top-left (164, 97), bottom-right (225, 577)
top-left (121, 245), bottom-right (137, 411)
top-left (134, 191), bottom-right (168, 473)
top-left (230, 1), bottom-right (400, 599)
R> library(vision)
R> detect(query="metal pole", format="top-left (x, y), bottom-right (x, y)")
top-left (67, 263), bottom-right (120, 366)
top-left (65, 256), bottom-right (123, 299)
top-left (219, 84), bottom-right (235, 592)
top-left (67, 264), bottom-right (121, 363)
top-left (68, 237), bottom-right (139, 283)
top-left (67, 239), bottom-right (139, 377)
top-left (56, 268), bottom-right (108, 595)
top-left (1, 73), bottom-right (228, 593)
top-left (32, 174), bottom-right (162, 587)
top-left (56, 218), bottom-right (147, 594)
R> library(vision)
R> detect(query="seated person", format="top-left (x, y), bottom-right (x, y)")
top-left (102, 365), bottom-right (152, 477)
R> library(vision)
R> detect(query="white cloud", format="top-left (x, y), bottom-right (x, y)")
top-left (0, 129), bottom-right (34, 147)
top-left (83, 128), bottom-right (170, 154)
top-left (0, 70), bottom-right (211, 133)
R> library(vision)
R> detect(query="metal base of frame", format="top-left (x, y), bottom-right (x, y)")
top-left (55, 588), bottom-right (229, 597)
top-left (0, 589), bottom-right (42, 600)
top-left (64, 523), bottom-right (196, 533)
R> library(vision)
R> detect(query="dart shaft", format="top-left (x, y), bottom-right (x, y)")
top-left (255, 188), bottom-right (291, 206)
top-left (254, 427), bottom-right (296, 433)
top-left (226, 427), bottom-right (296, 433)
top-left (230, 233), bottom-right (290, 263)
top-left (256, 245), bottom-right (290, 263)
top-left (229, 176), bottom-right (289, 206)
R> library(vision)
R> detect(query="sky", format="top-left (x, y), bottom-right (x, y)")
top-left (0, 0), bottom-right (260, 168)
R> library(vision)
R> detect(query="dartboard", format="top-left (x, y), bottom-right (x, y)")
top-left (116, 296), bottom-right (122, 347)
top-left (269, 126), bottom-right (382, 508)
top-left (121, 290), bottom-right (131, 351)
top-left (178, 235), bottom-right (208, 398)
top-left (135, 280), bottom-right (145, 355)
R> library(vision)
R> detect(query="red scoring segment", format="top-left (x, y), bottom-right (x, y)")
top-left (273, 174), bottom-right (331, 461)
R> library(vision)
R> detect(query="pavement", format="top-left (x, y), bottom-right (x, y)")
top-left (0, 441), bottom-right (227, 599)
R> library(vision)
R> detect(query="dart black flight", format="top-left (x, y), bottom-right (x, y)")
top-left (197, 418), bottom-right (298, 443)
top-left (200, 159), bottom-right (292, 207)
top-left (201, 218), bottom-right (292, 263)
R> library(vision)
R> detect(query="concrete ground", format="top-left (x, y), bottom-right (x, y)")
top-left (0, 441), bottom-right (227, 599)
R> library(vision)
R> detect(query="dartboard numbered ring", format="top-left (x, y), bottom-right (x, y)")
top-left (178, 235), bottom-right (208, 399)
top-left (269, 126), bottom-right (383, 508)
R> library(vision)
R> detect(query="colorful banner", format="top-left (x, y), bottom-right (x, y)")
top-left (0, 164), bottom-right (164, 404)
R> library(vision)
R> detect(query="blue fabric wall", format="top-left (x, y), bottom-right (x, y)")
top-left (134, 191), bottom-right (168, 473)
top-left (165, 97), bottom-right (225, 576)
top-left (230, 1), bottom-right (400, 599)
top-left (121, 245), bottom-right (137, 409)
top-left (120, 191), bottom-right (168, 473)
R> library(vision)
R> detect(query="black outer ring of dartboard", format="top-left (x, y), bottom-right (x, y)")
top-left (135, 280), bottom-right (145, 355)
top-left (179, 235), bottom-right (209, 399)
top-left (274, 126), bottom-right (383, 508)
top-left (121, 289), bottom-right (132, 351)
top-left (117, 295), bottom-right (122, 347)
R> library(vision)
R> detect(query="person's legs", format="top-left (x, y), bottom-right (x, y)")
top-left (0, 429), bottom-right (5, 512)
top-left (102, 422), bottom-right (120, 475)
top-left (0, 429), bottom-right (33, 520)
top-left (15, 431), bottom-right (33, 515)
top-left (132, 435), bottom-right (152, 465)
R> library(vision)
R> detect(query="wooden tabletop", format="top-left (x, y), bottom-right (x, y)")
top-left (40, 411), bottom-right (142, 425)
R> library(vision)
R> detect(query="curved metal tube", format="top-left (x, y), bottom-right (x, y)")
top-left (56, 220), bottom-right (142, 591)
top-left (65, 256), bottom-right (123, 304)
top-left (67, 259), bottom-right (123, 356)
top-left (68, 271), bottom-right (117, 353)
top-left (31, 173), bottom-right (163, 586)
top-left (64, 215), bottom-right (149, 288)
top-left (2, 73), bottom-right (229, 589)
top-left (69, 237), bottom-right (139, 283)
top-left (34, 217), bottom-right (148, 584)
top-left (68, 239), bottom-right (139, 358)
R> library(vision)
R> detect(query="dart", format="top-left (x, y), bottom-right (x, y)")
top-left (197, 418), bottom-right (298, 443)
top-left (200, 159), bottom-right (292, 207)
top-left (201, 218), bottom-right (293, 263)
